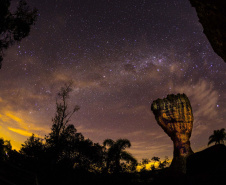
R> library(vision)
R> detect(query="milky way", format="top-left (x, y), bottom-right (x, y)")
top-left (0, 0), bottom-right (225, 161)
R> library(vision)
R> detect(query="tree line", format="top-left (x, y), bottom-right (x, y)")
top-left (1, 83), bottom-right (224, 173)
top-left (0, 83), bottom-right (140, 176)
top-left (0, 82), bottom-right (173, 180)
top-left (0, 83), bottom-right (225, 184)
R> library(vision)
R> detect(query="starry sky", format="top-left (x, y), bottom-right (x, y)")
top-left (0, 0), bottom-right (225, 162)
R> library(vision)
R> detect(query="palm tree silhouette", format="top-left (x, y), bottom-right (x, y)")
top-left (103, 139), bottom-right (137, 173)
top-left (208, 128), bottom-right (226, 146)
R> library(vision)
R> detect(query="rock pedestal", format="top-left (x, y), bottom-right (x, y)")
top-left (151, 93), bottom-right (194, 173)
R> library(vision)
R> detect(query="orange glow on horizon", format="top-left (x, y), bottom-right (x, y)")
top-left (8, 127), bottom-right (34, 137)
top-left (0, 109), bottom-right (49, 151)
top-left (136, 159), bottom-right (172, 172)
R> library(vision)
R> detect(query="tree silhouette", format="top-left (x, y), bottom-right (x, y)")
top-left (158, 156), bottom-right (170, 169)
top-left (208, 128), bottom-right (226, 146)
top-left (0, 0), bottom-right (37, 69)
top-left (20, 133), bottom-right (44, 159)
top-left (42, 82), bottom-right (104, 173)
top-left (139, 158), bottom-right (150, 172)
top-left (150, 156), bottom-right (160, 171)
top-left (151, 156), bottom-right (160, 164)
top-left (0, 138), bottom-right (12, 161)
top-left (19, 133), bottom-right (45, 171)
top-left (103, 138), bottom-right (137, 173)
top-left (73, 139), bottom-right (104, 172)
top-left (45, 81), bottom-right (80, 165)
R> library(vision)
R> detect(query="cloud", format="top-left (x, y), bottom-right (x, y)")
top-left (172, 79), bottom-right (219, 120)
top-left (127, 141), bottom-right (172, 161)
top-left (0, 109), bottom-right (49, 135)
top-left (8, 127), bottom-right (34, 137)
top-left (0, 108), bottom-right (50, 150)
top-left (170, 79), bottom-right (219, 139)
top-left (5, 112), bottom-right (28, 129)
top-left (124, 130), bottom-right (166, 140)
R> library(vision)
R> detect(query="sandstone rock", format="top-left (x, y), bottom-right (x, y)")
top-left (151, 93), bottom-right (194, 173)
top-left (189, 0), bottom-right (226, 63)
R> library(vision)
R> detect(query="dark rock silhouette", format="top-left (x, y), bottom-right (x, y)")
top-left (189, 0), bottom-right (226, 63)
top-left (151, 93), bottom-right (193, 173)
top-left (187, 144), bottom-right (226, 185)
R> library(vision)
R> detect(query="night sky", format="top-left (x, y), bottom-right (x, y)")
top-left (0, 0), bottom-right (225, 162)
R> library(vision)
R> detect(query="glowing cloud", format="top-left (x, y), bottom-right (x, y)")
top-left (8, 127), bottom-right (34, 137)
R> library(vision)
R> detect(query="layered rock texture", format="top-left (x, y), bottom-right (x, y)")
top-left (189, 0), bottom-right (226, 63)
top-left (151, 94), bottom-right (193, 173)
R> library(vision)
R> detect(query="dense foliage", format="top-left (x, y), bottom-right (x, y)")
top-left (0, 0), bottom-right (37, 68)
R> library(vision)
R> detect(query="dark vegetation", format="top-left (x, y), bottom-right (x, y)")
top-left (0, 83), bottom-right (225, 185)
top-left (0, 0), bottom-right (37, 69)
top-left (208, 128), bottom-right (226, 146)
top-left (0, 1), bottom-right (225, 184)
top-left (0, 83), bottom-right (169, 185)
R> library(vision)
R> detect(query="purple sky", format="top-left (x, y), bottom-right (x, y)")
top-left (0, 0), bottom-right (225, 162)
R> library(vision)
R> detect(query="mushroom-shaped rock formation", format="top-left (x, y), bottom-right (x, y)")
top-left (151, 93), bottom-right (194, 173)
